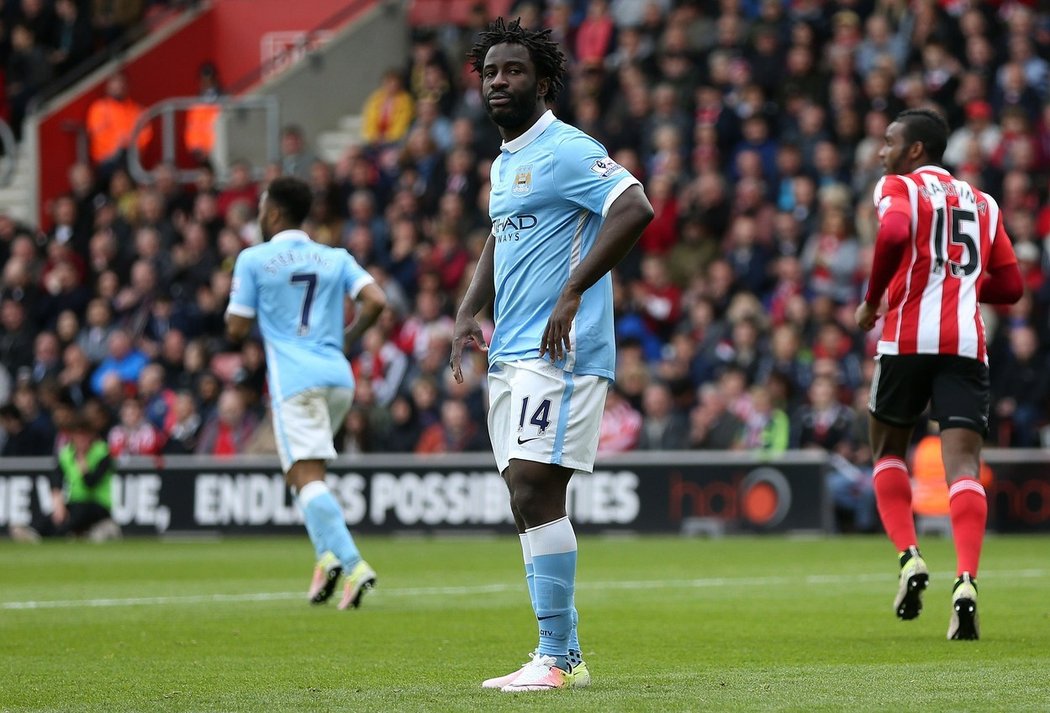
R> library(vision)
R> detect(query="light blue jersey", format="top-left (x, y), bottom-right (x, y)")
top-left (226, 230), bottom-right (375, 402)
top-left (488, 110), bottom-right (640, 380)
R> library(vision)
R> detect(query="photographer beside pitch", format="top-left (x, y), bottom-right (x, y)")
top-left (857, 109), bottom-right (1022, 640)
top-left (450, 19), bottom-right (653, 692)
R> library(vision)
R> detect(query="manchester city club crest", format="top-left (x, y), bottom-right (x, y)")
top-left (512, 164), bottom-right (533, 196)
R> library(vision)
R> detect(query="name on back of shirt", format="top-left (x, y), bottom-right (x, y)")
top-left (263, 250), bottom-right (333, 275)
top-left (917, 179), bottom-right (976, 204)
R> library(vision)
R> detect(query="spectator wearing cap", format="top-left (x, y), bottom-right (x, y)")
top-left (944, 100), bottom-right (1002, 169)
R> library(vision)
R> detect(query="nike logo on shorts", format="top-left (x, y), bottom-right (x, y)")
top-left (517, 435), bottom-right (544, 445)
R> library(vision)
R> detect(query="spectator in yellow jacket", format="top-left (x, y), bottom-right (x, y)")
top-left (361, 69), bottom-right (414, 146)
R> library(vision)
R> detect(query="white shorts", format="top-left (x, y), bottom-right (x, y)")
top-left (272, 386), bottom-right (355, 472)
top-left (487, 359), bottom-right (609, 474)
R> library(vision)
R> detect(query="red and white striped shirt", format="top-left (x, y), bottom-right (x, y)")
top-left (871, 165), bottom-right (1016, 364)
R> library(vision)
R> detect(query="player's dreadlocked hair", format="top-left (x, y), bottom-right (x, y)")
top-left (895, 109), bottom-right (950, 163)
top-left (467, 17), bottom-right (567, 104)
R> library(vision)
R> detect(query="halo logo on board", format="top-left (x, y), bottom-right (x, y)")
top-left (740, 467), bottom-right (792, 528)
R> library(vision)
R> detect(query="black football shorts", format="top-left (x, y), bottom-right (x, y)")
top-left (868, 353), bottom-right (990, 435)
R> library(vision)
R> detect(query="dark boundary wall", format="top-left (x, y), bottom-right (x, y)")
top-left (0, 451), bottom-right (1046, 535)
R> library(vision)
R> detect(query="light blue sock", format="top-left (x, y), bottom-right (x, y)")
top-left (520, 533), bottom-right (541, 653)
top-left (527, 517), bottom-right (577, 671)
top-left (298, 481), bottom-right (361, 570)
top-left (298, 497), bottom-right (325, 560)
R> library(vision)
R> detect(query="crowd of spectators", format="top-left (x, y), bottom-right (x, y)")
top-left (0, 0), bottom-right (196, 138)
top-left (1, 0), bottom-right (1050, 528)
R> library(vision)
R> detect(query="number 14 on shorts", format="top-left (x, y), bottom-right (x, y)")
top-left (519, 396), bottom-right (552, 441)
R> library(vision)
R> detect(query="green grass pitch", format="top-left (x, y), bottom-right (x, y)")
top-left (1, 534), bottom-right (1047, 712)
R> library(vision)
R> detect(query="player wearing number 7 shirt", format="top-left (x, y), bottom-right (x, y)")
top-left (226, 176), bottom-right (387, 611)
top-left (856, 109), bottom-right (1022, 640)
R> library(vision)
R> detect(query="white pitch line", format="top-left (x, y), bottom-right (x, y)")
top-left (2, 569), bottom-right (1045, 611)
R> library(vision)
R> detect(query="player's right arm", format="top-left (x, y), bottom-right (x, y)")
top-left (857, 175), bottom-right (912, 331)
top-left (225, 250), bottom-right (258, 343)
top-left (341, 251), bottom-right (387, 351)
top-left (543, 185), bottom-right (653, 361)
top-left (344, 282), bottom-right (387, 351)
top-left (450, 231), bottom-right (495, 384)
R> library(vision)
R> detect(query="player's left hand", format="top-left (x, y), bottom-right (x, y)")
top-left (855, 301), bottom-right (880, 332)
top-left (540, 290), bottom-right (582, 363)
top-left (450, 313), bottom-right (487, 384)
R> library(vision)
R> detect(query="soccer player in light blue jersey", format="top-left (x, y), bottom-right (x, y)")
top-left (450, 18), bottom-right (654, 693)
top-left (226, 176), bottom-right (387, 610)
